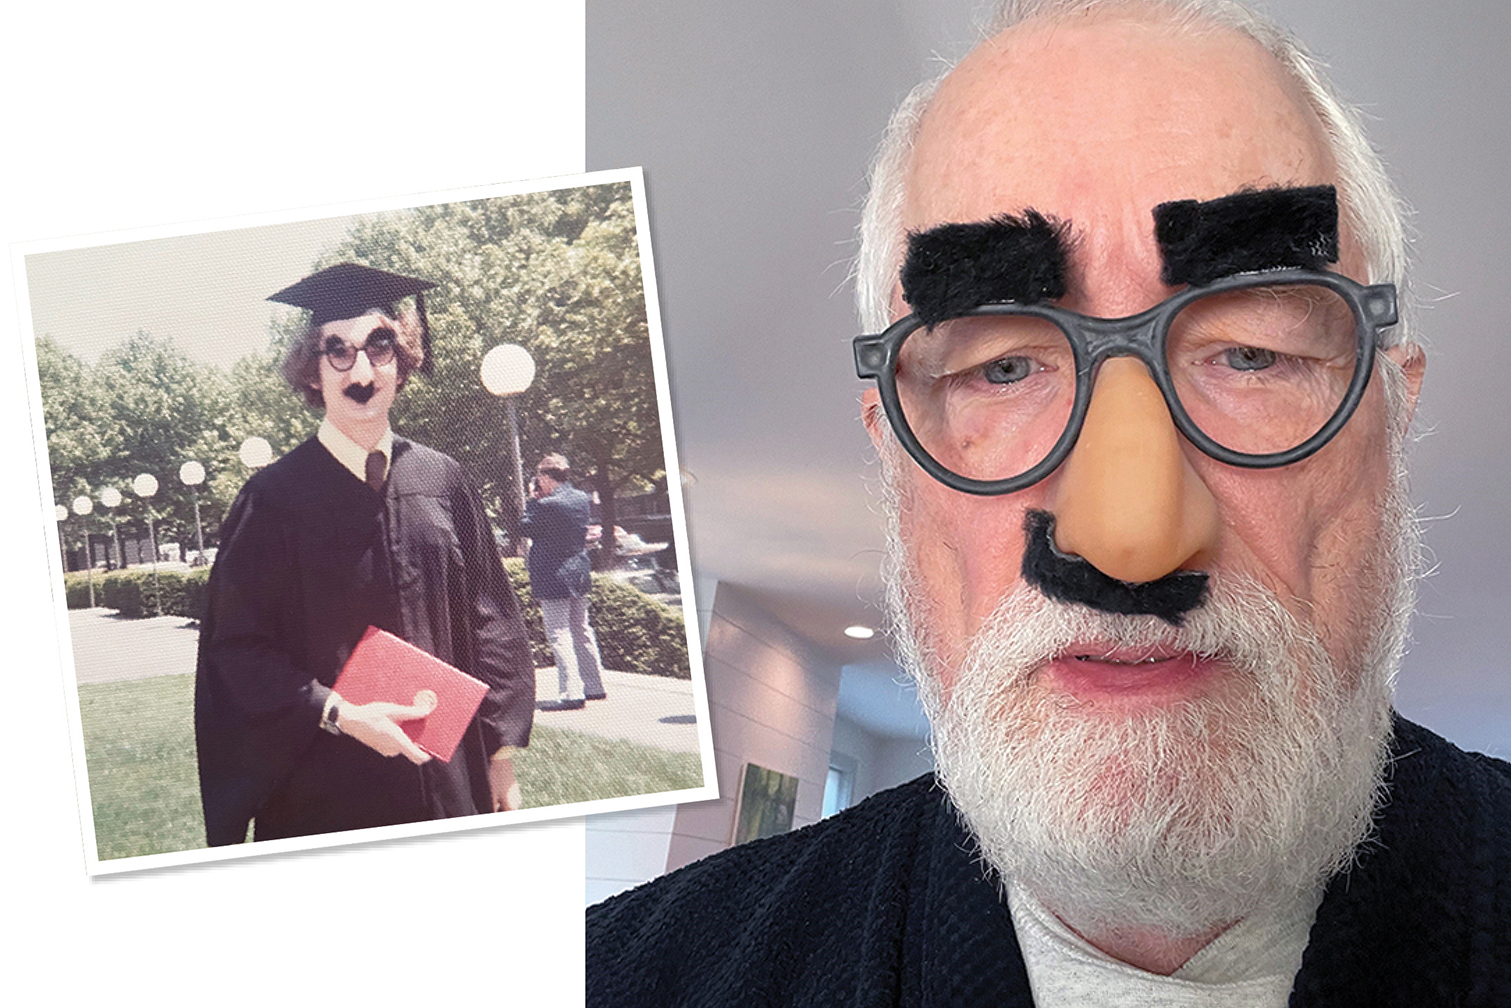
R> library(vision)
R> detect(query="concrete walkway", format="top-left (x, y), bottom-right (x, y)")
top-left (66, 608), bottom-right (701, 755)
top-left (69, 609), bottom-right (200, 684)
top-left (531, 665), bottom-right (700, 754)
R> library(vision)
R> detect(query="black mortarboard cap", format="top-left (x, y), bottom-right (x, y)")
top-left (269, 263), bottom-right (438, 375)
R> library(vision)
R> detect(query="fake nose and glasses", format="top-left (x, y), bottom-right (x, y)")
top-left (857, 270), bottom-right (1395, 493)
top-left (323, 327), bottom-right (399, 371)
top-left (1048, 357), bottom-right (1218, 583)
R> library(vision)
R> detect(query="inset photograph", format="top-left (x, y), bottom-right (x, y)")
top-left (21, 170), bottom-right (714, 873)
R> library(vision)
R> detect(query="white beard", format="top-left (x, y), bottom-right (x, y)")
top-left (881, 446), bottom-right (1415, 939)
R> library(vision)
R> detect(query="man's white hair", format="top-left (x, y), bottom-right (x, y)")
top-left (855, 0), bottom-right (1413, 353)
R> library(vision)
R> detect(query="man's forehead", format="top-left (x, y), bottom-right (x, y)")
top-left (903, 15), bottom-right (1333, 239)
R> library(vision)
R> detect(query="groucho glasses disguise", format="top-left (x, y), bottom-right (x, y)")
top-left (319, 327), bottom-right (399, 372)
top-left (853, 269), bottom-right (1398, 496)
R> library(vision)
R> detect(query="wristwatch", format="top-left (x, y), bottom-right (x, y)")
top-left (320, 699), bottom-right (342, 735)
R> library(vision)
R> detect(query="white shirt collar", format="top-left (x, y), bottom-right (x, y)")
top-left (317, 417), bottom-right (393, 485)
top-left (1006, 878), bottom-right (1321, 1007)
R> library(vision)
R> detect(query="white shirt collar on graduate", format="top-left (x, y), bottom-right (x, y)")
top-left (317, 417), bottom-right (394, 485)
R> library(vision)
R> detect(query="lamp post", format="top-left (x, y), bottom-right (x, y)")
top-left (71, 494), bottom-right (96, 608)
top-left (99, 486), bottom-right (124, 569)
top-left (53, 503), bottom-right (68, 575)
top-left (479, 344), bottom-right (536, 552)
top-left (133, 472), bottom-right (161, 613)
top-left (179, 460), bottom-right (206, 561)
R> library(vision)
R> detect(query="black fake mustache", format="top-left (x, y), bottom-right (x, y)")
top-left (1020, 510), bottom-right (1208, 626)
top-left (344, 383), bottom-right (377, 404)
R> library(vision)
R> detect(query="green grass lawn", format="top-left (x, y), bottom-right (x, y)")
top-left (78, 674), bottom-right (703, 862)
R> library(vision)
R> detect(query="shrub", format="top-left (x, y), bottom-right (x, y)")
top-left (501, 558), bottom-right (553, 667)
top-left (99, 569), bottom-right (168, 618)
top-left (63, 570), bottom-right (103, 609)
top-left (178, 569), bottom-right (211, 622)
top-left (588, 575), bottom-right (690, 679)
top-left (63, 567), bottom-right (211, 619)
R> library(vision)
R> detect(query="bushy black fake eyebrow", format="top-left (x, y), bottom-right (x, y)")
top-left (1153, 184), bottom-right (1339, 287)
top-left (900, 210), bottom-right (1071, 326)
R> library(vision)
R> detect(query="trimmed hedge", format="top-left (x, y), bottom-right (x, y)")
top-left (64, 568), bottom-right (211, 619)
top-left (64, 559), bottom-right (690, 681)
top-left (63, 570), bottom-right (100, 610)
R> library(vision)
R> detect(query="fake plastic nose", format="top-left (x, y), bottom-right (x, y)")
top-left (349, 348), bottom-right (375, 382)
top-left (1048, 357), bottom-right (1220, 584)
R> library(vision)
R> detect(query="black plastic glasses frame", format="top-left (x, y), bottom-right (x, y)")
top-left (853, 269), bottom-right (1398, 496)
top-left (320, 327), bottom-right (398, 372)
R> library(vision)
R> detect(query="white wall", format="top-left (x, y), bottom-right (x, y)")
top-left (666, 583), bottom-right (842, 870)
top-left (830, 714), bottom-right (934, 808)
top-left (584, 805), bottom-right (677, 905)
top-left (871, 735), bottom-right (935, 798)
top-left (10, 5), bottom-right (588, 1001)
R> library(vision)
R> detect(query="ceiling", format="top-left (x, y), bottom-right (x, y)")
top-left (587, 0), bottom-right (1511, 754)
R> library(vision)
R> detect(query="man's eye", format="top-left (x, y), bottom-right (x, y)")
top-left (981, 356), bottom-right (1035, 383)
top-left (366, 331), bottom-right (396, 351)
top-left (323, 338), bottom-right (349, 355)
top-left (1221, 346), bottom-right (1277, 372)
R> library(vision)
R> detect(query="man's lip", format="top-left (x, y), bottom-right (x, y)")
top-left (1065, 644), bottom-right (1187, 665)
top-left (1044, 646), bottom-right (1216, 701)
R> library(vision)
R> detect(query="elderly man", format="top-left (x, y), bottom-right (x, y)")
top-left (195, 263), bottom-right (535, 843)
top-left (587, 1), bottom-right (1511, 1004)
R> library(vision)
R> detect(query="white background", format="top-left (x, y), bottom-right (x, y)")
top-left (4, 2), bottom-right (587, 1001)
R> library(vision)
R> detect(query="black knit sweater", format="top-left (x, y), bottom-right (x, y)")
top-left (587, 716), bottom-right (1511, 1006)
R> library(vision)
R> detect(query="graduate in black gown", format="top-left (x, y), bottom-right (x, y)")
top-left (195, 263), bottom-right (535, 845)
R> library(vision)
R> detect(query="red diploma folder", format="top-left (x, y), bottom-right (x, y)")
top-left (333, 626), bottom-right (489, 762)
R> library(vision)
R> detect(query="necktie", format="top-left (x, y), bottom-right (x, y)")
top-left (365, 450), bottom-right (387, 493)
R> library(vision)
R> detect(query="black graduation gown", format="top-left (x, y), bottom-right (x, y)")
top-left (195, 435), bottom-right (534, 845)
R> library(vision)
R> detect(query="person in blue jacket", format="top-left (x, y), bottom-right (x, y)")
top-left (522, 453), bottom-right (606, 710)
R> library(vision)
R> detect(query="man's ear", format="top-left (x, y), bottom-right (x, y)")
top-left (1384, 342), bottom-right (1426, 430)
top-left (861, 388), bottom-right (886, 446)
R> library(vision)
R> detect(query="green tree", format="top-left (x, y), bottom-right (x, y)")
top-left (206, 332), bottom-right (321, 528)
top-left (35, 182), bottom-right (666, 567)
top-left (37, 337), bottom-right (121, 568)
top-left (93, 331), bottom-right (230, 560)
top-left (36, 331), bottom-right (236, 565)
top-left (315, 182), bottom-right (664, 551)
top-left (37, 336), bottom-right (119, 502)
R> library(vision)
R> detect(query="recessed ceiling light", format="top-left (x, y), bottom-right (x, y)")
top-left (843, 625), bottom-right (875, 640)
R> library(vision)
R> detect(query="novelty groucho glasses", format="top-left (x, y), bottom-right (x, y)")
top-left (320, 327), bottom-right (399, 372)
top-left (853, 269), bottom-right (1398, 496)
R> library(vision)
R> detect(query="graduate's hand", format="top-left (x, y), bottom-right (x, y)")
top-left (336, 700), bottom-right (434, 764)
top-left (489, 753), bottom-right (522, 811)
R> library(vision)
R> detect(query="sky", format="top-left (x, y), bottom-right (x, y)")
top-left (24, 213), bottom-right (358, 370)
